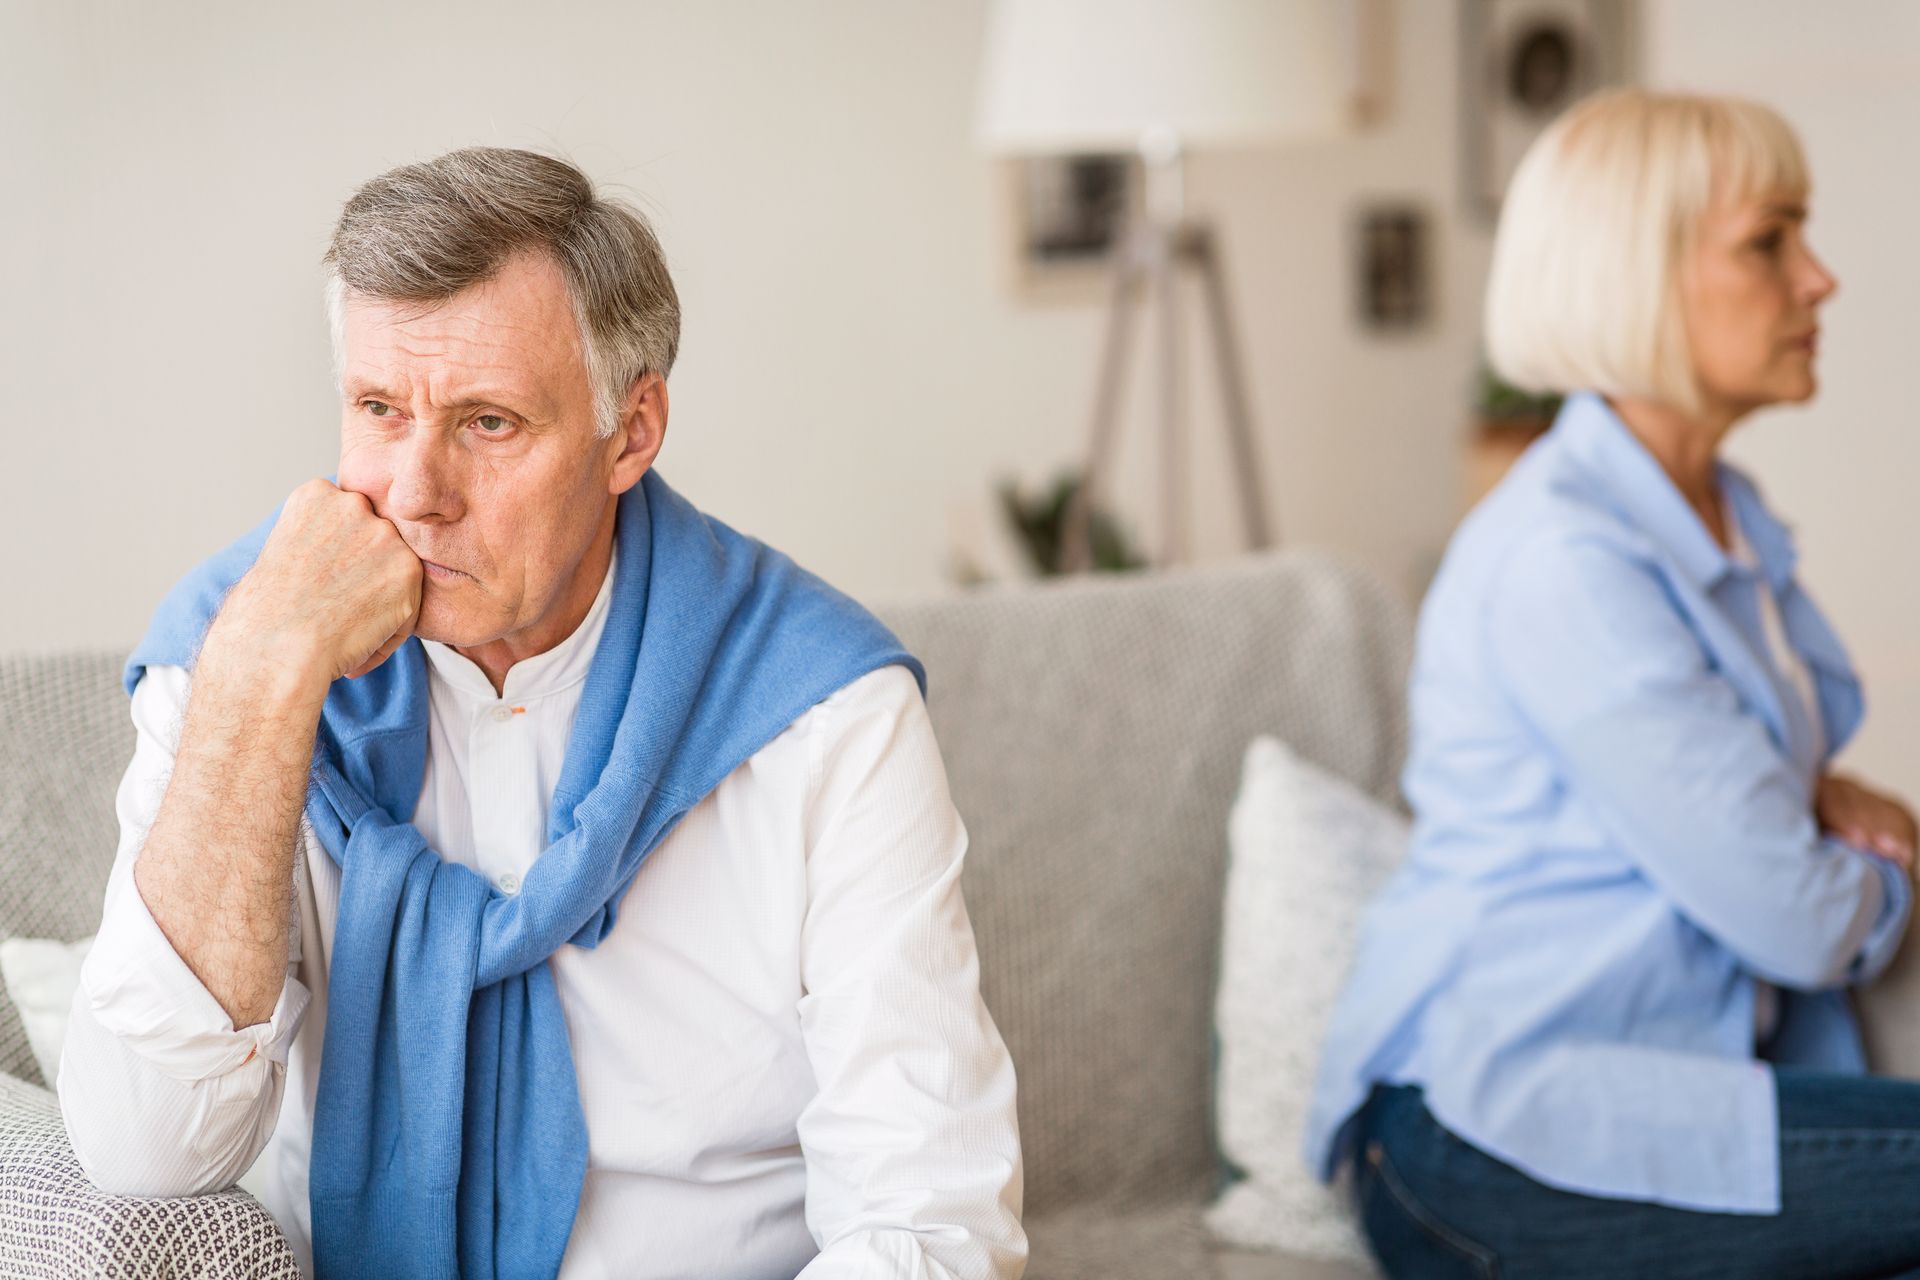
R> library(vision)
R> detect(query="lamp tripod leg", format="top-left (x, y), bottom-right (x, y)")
top-left (1191, 225), bottom-right (1275, 550)
top-left (1061, 237), bottom-right (1142, 573)
top-left (1154, 226), bottom-right (1186, 566)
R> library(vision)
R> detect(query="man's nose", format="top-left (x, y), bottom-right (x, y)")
top-left (385, 426), bottom-right (462, 525)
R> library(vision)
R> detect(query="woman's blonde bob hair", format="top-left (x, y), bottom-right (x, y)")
top-left (1484, 89), bottom-right (1810, 415)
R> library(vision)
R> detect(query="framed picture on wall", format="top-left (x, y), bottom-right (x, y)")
top-left (1354, 202), bottom-right (1432, 332)
top-left (994, 153), bottom-right (1140, 303)
top-left (1461, 0), bottom-right (1637, 222)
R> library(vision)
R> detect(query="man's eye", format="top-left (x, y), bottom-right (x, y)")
top-left (475, 415), bottom-right (512, 434)
top-left (365, 400), bottom-right (395, 418)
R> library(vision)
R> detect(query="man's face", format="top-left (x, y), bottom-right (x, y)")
top-left (336, 251), bottom-right (624, 651)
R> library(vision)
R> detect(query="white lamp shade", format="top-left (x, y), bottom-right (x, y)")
top-left (975, 0), bottom-right (1352, 155)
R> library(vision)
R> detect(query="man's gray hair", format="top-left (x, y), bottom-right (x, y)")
top-left (323, 147), bottom-right (680, 439)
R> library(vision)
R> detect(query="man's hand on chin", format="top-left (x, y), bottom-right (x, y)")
top-left (204, 477), bottom-right (424, 691)
top-left (131, 474), bottom-right (423, 1030)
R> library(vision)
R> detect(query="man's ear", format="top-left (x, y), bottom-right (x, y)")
top-left (607, 372), bottom-right (668, 496)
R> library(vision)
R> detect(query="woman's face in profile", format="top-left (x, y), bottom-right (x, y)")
top-left (1681, 190), bottom-right (1838, 419)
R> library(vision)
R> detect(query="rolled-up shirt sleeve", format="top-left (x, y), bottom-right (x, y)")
top-left (792, 666), bottom-right (1026, 1280)
top-left (1849, 854), bottom-right (1910, 985)
top-left (1485, 533), bottom-right (1911, 993)
top-left (58, 663), bottom-right (310, 1197)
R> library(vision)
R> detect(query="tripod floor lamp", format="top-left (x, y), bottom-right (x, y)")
top-left (975, 0), bottom-right (1355, 571)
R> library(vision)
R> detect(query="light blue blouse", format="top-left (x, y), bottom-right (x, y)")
top-left (1304, 392), bottom-right (1911, 1214)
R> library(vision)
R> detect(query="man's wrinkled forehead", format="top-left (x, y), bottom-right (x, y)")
top-left (336, 255), bottom-right (588, 414)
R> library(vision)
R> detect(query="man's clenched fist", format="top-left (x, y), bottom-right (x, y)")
top-left (204, 479), bottom-right (423, 692)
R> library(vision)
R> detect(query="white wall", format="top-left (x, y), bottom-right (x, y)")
top-left (1644, 0), bottom-right (1920, 801)
top-left (1, 0), bottom-right (1487, 657)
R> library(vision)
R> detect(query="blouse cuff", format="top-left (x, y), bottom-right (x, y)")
top-left (1848, 844), bottom-right (1912, 985)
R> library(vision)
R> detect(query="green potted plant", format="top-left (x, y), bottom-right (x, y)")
top-left (996, 471), bottom-right (1147, 576)
top-left (1473, 364), bottom-right (1562, 433)
top-left (1465, 364), bottom-right (1563, 508)
top-left (950, 471), bottom-right (1148, 585)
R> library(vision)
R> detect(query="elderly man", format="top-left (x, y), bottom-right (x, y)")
top-left (58, 148), bottom-right (1025, 1280)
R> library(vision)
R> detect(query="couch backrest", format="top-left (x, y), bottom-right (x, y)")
top-left (0, 548), bottom-right (1413, 1213)
top-left (0, 653), bottom-right (131, 1084)
top-left (875, 550), bottom-right (1410, 1216)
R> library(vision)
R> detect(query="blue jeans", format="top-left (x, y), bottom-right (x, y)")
top-left (1353, 1071), bottom-right (1920, 1279)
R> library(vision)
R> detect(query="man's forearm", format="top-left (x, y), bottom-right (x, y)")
top-left (132, 635), bottom-right (327, 1028)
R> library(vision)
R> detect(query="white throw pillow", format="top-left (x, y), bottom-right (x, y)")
top-left (1206, 735), bottom-right (1406, 1266)
top-left (0, 934), bottom-right (95, 1086)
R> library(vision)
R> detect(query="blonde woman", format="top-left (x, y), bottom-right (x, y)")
top-left (1305, 90), bottom-right (1920, 1278)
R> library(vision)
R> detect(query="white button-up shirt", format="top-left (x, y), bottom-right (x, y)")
top-left (60, 547), bottom-right (1025, 1279)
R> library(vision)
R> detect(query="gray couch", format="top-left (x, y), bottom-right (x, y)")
top-left (0, 548), bottom-right (1407, 1278)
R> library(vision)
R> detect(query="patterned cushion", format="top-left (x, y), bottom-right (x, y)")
top-left (0, 1070), bottom-right (298, 1277)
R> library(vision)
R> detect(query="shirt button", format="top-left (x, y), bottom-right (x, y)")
top-left (497, 872), bottom-right (521, 895)
top-left (489, 705), bottom-right (514, 723)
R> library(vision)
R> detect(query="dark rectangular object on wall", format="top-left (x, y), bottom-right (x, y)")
top-left (1461, 0), bottom-right (1638, 222)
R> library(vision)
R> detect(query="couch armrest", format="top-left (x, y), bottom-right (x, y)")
top-left (0, 1070), bottom-right (299, 1278)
